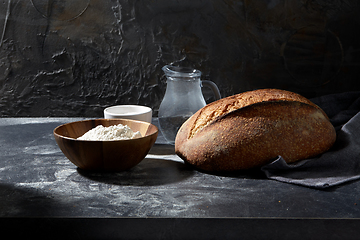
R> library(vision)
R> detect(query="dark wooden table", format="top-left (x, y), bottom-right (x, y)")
top-left (0, 118), bottom-right (359, 239)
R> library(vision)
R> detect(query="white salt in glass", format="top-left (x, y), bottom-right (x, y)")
top-left (104, 105), bottom-right (152, 123)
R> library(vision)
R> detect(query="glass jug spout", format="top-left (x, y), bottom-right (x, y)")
top-left (162, 65), bottom-right (202, 79)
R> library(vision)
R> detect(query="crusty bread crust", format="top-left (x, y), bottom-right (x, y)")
top-left (175, 89), bottom-right (336, 171)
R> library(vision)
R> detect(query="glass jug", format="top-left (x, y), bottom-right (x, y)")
top-left (158, 65), bottom-right (221, 144)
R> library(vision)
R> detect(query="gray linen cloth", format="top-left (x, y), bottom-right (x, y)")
top-left (261, 91), bottom-right (360, 189)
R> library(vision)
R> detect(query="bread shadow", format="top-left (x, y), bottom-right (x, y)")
top-left (186, 162), bottom-right (267, 180)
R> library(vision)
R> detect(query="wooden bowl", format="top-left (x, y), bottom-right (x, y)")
top-left (53, 119), bottom-right (158, 171)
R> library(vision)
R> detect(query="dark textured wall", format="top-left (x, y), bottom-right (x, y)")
top-left (1, 0), bottom-right (359, 117)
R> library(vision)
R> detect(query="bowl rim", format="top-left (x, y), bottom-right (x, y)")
top-left (53, 118), bottom-right (158, 142)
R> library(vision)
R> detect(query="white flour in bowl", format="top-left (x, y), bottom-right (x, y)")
top-left (77, 124), bottom-right (142, 141)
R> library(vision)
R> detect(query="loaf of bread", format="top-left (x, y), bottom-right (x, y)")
top-left (175, 89), bottom-right (336, 172)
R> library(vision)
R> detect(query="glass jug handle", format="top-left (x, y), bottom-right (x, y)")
top-left (201, 80), bottom-right (221, 100)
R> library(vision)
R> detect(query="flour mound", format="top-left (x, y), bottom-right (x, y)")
top-left (77, 124), bottom-right (142, 141)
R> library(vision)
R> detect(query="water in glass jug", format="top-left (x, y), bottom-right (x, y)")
top-left (158, 65), bottom-right (221, 144)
